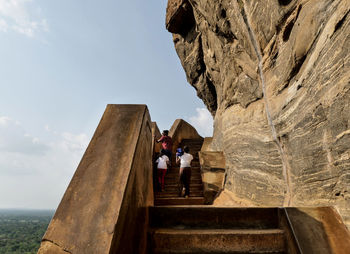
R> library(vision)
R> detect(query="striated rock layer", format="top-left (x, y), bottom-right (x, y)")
top-left (166, 0), bottom-right (350, 226)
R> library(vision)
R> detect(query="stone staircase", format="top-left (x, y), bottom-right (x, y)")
top-left (154, 138), bottom-right (205, 206)
top-left (148, 207), bottom-right (287, 253)
top-left (151, 138), bottom-right (289, 253)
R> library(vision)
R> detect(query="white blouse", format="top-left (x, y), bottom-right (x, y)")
top-left (179, 153), bottom-right (193, 168)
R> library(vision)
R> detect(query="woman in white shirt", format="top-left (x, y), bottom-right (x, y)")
top-left (176, 146), bottom-right (193, 198)
top-left (156, 149), bottom-right (170, 191)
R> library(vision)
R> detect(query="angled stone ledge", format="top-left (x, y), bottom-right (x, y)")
top-left (38, 104), bottom-right (154, 254)
top-left (284, 207), bottom-right (350, 253)
top-left (169, 118), bottom-right (203, 164)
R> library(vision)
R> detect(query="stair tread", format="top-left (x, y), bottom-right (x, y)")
top-left (165, 172), bottom-right (201, 176)
top-left (163, 183), bottom-right (203, 186)
top-left (154, 197), bottom-right (205, 206)
top-left (167, 167), bottom-right (201, 170)
top-left (152, 228), bottom-right (284, 235)
top-left (155, 197), bottom-right (204, 200)
top-left (156, 190), bottom-right (203, 193)
top-left (154, 251), bottom-right (285, 254)
top-left (157, 191), bottom-right (203, 194)
top-left (156, 194), bottom-right (203, 198)
top-left (164, 180), bottom-right (202, 183)
top-left (156, 189), bottom-right (203, 193)
top-left (151, 227), bottom-right (285, 253)
top-left (164, 181), bottom-right (202, 183)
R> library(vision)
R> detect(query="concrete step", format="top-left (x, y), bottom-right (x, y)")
top-left (149, 228), bottom-right (285, 253)
top-left (152, 251), bottom-right (285, 254)
top-left (170, 160), bottom-right (199, 165)
top-left (192, 161), bottom-right (200, 166)
top-left (154, 197), bottom-right (205, 206)
top-left (180, 146), bottom-right (203, 149)
top-left (182, 150), bottom-right (202, 154)
top-left (160, 183), bottom-right (203, 192)
top-left (165, 173), bottom-right (201, 180)
top-left (164, 178), bottom-right (202, 184)
top-left (155, 191), bottom-right (203, 198)
top-left (160, 183), bottom-right (203, 189)
top-left (166, 168), bottom-right (201, 173)
top-left (181, 139), bottom-right (204, 144)
top-left (167, 162), bottom-right (200, 168)
top-left (180, 143), bottom-right (203, 146)
top-left (165, 171), bottom-right (201, 178)
top-left (153, 252), bottom-right (285, 254)
top-left (165, 171), bottom-right (201, 179)
top-left (182, 142), bottom-right (202, 146)
top-left (179, 141), bottom-right (202, 145)
top-left (167, 167), bottom-right (200, 173)
top-left (178, 148), bottom-right (202, 153)
top-left (168, 166), bottom-right (200, 170)
top-left (149, 207), bottom-right (280, 229)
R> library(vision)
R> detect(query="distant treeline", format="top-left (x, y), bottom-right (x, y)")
top-left (0, 209), bottom-right (54, 254)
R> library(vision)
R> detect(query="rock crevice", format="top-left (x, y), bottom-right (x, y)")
top-left (239, 1), bottom-right (292, 206)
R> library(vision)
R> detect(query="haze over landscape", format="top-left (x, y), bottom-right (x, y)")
top-left (0, 0), bottom-right (213, 210)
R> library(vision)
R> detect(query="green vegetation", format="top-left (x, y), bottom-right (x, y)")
top-left (0, 209), bottom-right (54, 254)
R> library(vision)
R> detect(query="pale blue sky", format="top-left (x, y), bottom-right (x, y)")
top-left (0, 0), bottom-right (213, 209)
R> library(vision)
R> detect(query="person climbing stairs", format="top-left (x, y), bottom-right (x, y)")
top-left (151, 137), bottom-right (292, 253)
top-left (154, 138), bottom-right (205, 206)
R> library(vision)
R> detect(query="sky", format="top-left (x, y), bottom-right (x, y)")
top-left (0, 0), bottom-right (213, 209)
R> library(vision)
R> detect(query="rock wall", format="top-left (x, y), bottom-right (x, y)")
top-left (166, 0), bottom-right (350, 225)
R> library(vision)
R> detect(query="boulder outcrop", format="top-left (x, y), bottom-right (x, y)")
top-left (166, 0), bottom-right (350, 227)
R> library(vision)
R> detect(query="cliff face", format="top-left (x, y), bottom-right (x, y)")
top-left (166, 0), bottom-right (350, 225)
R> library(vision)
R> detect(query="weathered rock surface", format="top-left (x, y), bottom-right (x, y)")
top-left (199, 150), bottom-right (226, 204)
top-left (166, 0), bottom-right (350, 227)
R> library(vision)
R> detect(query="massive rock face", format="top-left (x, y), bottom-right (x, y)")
top-left (166, 0), bottom-right (350, 226)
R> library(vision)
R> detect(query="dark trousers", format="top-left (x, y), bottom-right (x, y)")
top-left (179, 167), bottom-right (191, 196)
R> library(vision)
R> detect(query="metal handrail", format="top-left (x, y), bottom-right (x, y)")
top-left (283, 208), bottom-right (303, 254)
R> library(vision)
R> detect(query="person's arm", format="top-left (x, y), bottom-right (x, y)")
top-left (176, 155), bottom-right (180, 165)
top-left (156, 136), bottom-right (164, 143)
top-left (190, 154), bottom-right (194, 165)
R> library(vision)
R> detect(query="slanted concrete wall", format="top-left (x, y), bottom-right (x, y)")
top-left (38, 104), bottom-right (154, 254)
top-left (169, 119), bottom-right (202, 163)
top-left (152, 122), bottom-right (162, 192)
top-left (285, 207), bottom-right (350, 254)
top-left (152, 122), bottom-right (162, 155)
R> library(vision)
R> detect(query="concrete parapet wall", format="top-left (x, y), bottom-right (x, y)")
top-left (285, 207), bottom-right (350, 254)
top-left (169, 119), bottom-right (202, 163)
top-left (38, 104), bottom-right (154, 254)
top-left (152, 122), bottom-right (162, 155)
